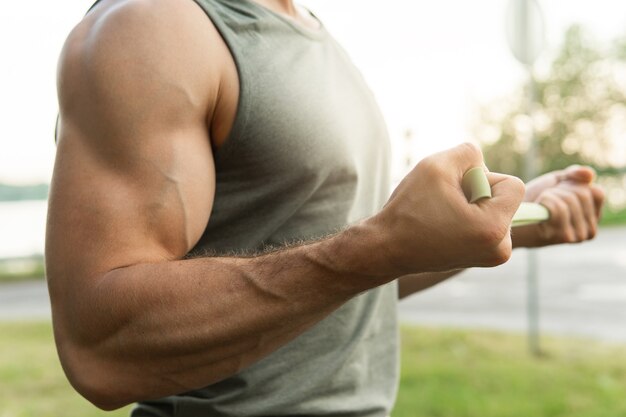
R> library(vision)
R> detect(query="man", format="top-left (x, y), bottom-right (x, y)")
top-left (46, 0), bottom-right (604, 415)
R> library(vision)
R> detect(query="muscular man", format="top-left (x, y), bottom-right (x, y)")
top-left (46, 0), bottom-right (604, 415)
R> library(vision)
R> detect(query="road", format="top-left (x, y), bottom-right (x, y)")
top-left (399, 226), bottom-right (626, 343)
top-left (0, 280), bottom-right (51, 320)
top-left (1, 227), bottom-right (625, 342)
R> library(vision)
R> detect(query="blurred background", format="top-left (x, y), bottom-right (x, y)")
top-left (0, 0), bottom-right (625, 416)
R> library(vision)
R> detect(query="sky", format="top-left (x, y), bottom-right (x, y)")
top-left (0, 0), bottom-right (625, 184)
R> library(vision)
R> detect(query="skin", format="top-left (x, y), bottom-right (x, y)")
top-left (47, 0), bottom-right (604, 410)
top-left (399, 165), bottom-right (605, 298)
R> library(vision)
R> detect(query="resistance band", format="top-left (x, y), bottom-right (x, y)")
top-left (462, 167), bottom-right (550, 227)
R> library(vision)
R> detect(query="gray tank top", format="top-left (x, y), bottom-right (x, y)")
top-left (131, 1), bottom-right (399, 415)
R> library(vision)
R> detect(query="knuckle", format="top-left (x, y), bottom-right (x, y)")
top-left (488, 243), bottom-right (512, 266)
top-left (561, 191), bottom-right (578, 206)
top-left (461, 141), bottom-right (481, 154)
top-left (475, 223), bottom-right (509, 248)
top-left (554, 200), bottom-right (569, 218)
top-left (593, 186), bottom-right (606, 204)
top-left (497, 246), bottom-right (513, 264)
top-left (562, 230), bottom-right (576, 243)
top-left (417, 155), bottom-right (439, 175)
top-left (459, 142), bottom-right (483, 161)
top-left (538, 195), bottom-right (555, 212)
top-left (510, 176), bottom-right (526, 199)
top-left (577, 187), bottom-right (593, 201)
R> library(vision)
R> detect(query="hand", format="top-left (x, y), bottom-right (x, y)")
top-left (367, 143), bottom-right (525, 275)
top-left (513, 165), bottom-right (605, 248)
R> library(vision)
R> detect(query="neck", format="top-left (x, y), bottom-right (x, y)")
top-left (251, 0), bottom-right (320, 31)
top-left (254, 0), bottom-right (298, 17)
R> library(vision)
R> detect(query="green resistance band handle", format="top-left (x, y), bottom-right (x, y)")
top-left (462, 167), bottom-right (550, 228)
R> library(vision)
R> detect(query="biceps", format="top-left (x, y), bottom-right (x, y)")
top-left (45, 123), bottom-right (215, 286)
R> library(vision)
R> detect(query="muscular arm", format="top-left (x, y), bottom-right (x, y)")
top-left (48, 0), bottom-right (378, 409)
top-left (48, 0), bottom-right (524, 410)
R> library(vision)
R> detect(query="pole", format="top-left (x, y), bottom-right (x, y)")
top-left (520, 0), bottom-right (541, 356)
top-left (525, 76), bottom-right (541, 357)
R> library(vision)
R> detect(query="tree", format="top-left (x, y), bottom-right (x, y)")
top-left (476, 25), bottom-right (626, 180)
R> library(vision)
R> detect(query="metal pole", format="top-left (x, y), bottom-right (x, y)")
top-left (526, 249), bottom-right (540, 355)
top-left (507, 0), bottom-right (545, 356)
top-left (521, 0), bottom-right (541, 356)
top-left (525, 76), bottom-right (541, 356)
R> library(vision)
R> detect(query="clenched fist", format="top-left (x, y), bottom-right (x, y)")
top-left (365, 143), bottom-right (525, 276)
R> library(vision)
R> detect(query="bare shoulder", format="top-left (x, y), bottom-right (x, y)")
top-left (61, 0), bottom-right (227, 78)
top-left (57, 0), bottom-right (230, 145)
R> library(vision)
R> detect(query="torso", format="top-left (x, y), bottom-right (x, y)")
top-left (76, 1), bottom-right (400, 414)
top-left (207, 0), bottom-right (323, 149)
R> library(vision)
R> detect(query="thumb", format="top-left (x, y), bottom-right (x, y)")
top-left (480, 172), bottom-right (526, 224)
top-left (562, 165), bottom-right (595, 184)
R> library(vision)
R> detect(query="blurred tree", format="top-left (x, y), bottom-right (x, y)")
top-left (476, 25), bottom-right (626, 179)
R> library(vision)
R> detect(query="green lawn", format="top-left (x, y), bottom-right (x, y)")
top-left (600, 207), bottom-right (626, 226)
top-left (0, 322), bottom-right (132, 417)
top-left (1, 322), bottom-right (626, 417)
top-left (395, 326), bottom-right (626, 417)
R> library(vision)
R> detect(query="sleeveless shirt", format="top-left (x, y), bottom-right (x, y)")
top-left (90, 0), bottom-right (401, 415)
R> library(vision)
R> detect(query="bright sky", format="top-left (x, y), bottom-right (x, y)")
top-left (1, 0), bottom-right (625, 184)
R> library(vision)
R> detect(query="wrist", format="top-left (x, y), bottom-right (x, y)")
top-left (309, 217), bottom-right (399, 295)
top-left (512, 224), bottom-right (542, 248)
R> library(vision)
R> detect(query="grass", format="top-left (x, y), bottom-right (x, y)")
top-left (0, 322), bottom-right (132, 417)
top-left (1, 322), bottom-right (626, 417)
top-left (600, 207), bottom-right (626, 226)
top-left (394, 326), bottom-right (626, 417)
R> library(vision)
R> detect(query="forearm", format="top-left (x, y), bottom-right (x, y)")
top-left (510, 224), bottom-right (539, 248)
top-left (397, 231), bottom-right (539, 299)
top-left (53, 223), bottom-right (390, 409)
top-left (397, 219), bottom-right (573, 300)
top-left (398, 225), bottom-right (549, 299)
top-left (398, 270), bottom-right (464, 299)
top-left (397, 225), bottom-right (541, 298)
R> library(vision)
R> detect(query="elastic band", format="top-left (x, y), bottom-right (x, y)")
top-left (462, 167), bottom-right (492, 203)
top-left (511, 202), bottom-right (550, 227)
top-left (462, 168), bottom-right (550, 227)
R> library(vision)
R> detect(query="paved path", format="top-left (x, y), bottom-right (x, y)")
top-left (399, 226), bottom-right (626, 343)
top-left (2, 227), bottom-right (625, 342)
top-left (0, 280), bottom-right (51, 320)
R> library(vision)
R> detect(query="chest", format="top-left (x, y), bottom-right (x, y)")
top-left (213, 34), bottom-right (388, 183)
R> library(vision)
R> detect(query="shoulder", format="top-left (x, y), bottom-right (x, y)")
top-left (64, 0), bottom-right (224, 57)
top-left (61, 0), bottom-right (225, 70)
top-left (57, 0), bottom-right (229, 131)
